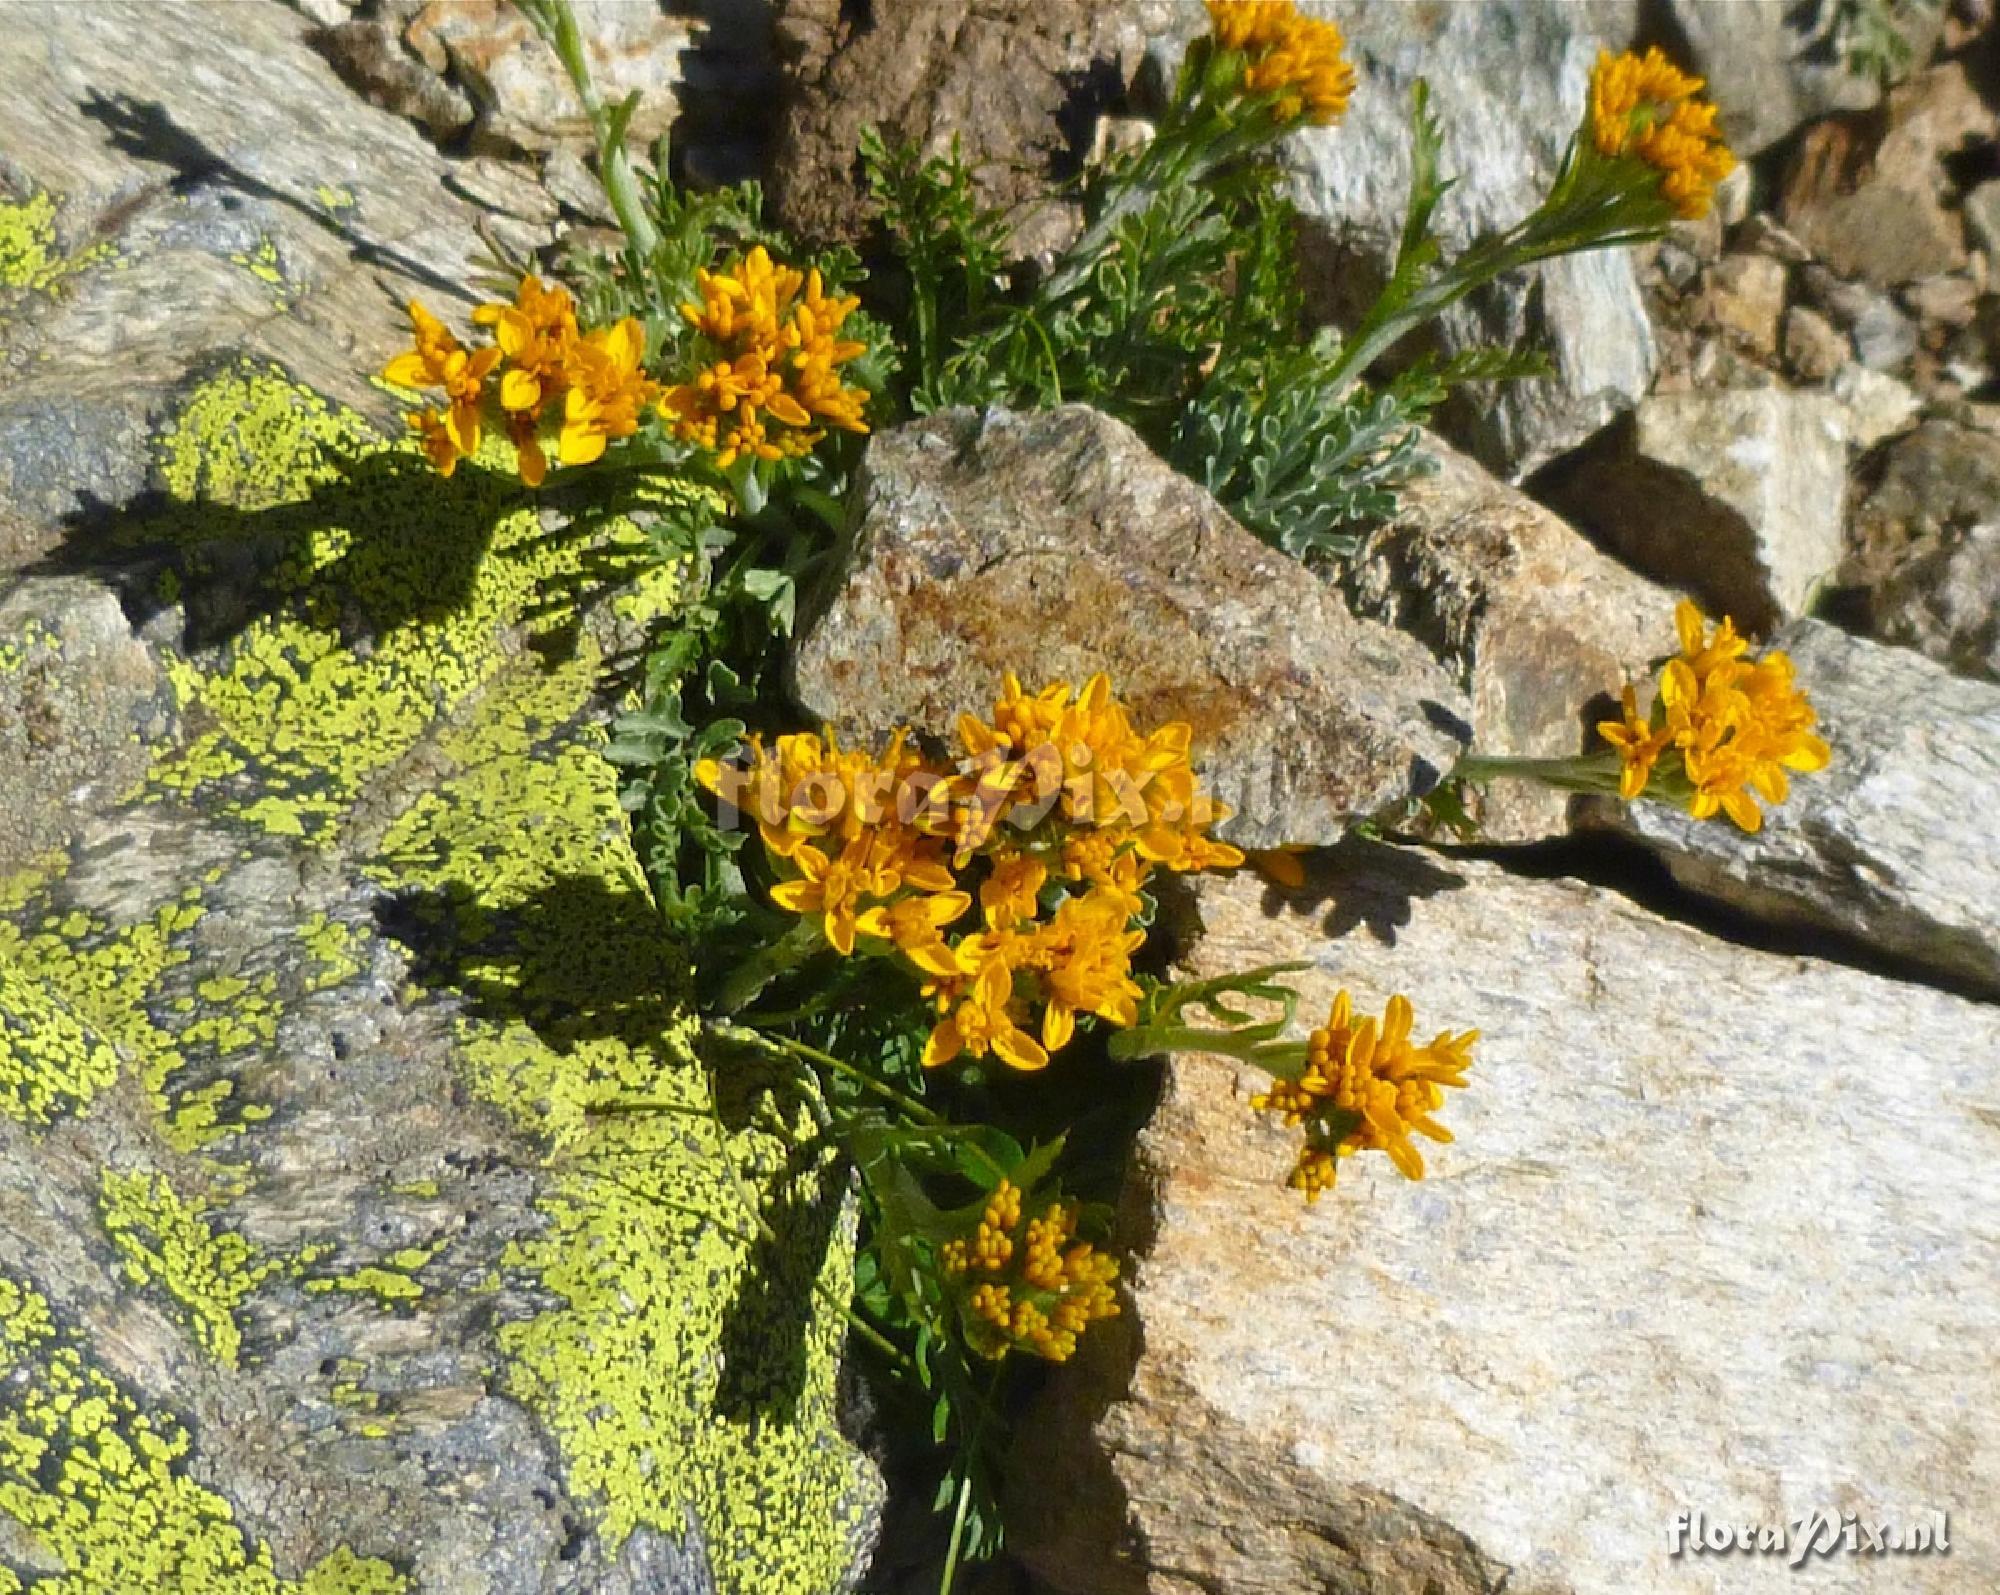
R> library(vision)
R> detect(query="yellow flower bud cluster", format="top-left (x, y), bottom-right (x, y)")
top-left (940, 1180), bottom-right (1121, 1363)
top-left (1252, 990), bottom-right (1475, 1201)
top-left (697, 672), bottom-right (1247, 1073)
top-left (1597, 600), bottom-right (1831, 833)
top-left (383, 276), bottom-right (658, 486)
top-left (662, 245), bottom-right (871, 468)
top-left (1205, 0), bottom-right (1356, 126)
top-left (1589, 47), bottom-right (1735, 220)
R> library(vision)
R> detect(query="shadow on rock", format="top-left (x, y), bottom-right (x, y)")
top-left (1256, 835), bottom-right (1469, 948)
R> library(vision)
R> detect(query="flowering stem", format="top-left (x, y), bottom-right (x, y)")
top-left (1452, 751), bottom-right (1629, 796)
top-left (513, 0), bottom-right (661, 262)
top-left (1107, 1023), bottom-right (1308, 1076)
top-left (714, 918), bottom-right (827, 1013)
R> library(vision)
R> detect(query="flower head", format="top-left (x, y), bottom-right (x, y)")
top-left (383, 300), bottom-right (499, 462)
top-left (1597, 599), bottom-right (1831, 832)
top-left (940, 1181), bottom-right (1121, 1362)
top-left (1589, 47), bottom-right (1735, 220)
top-left (560, 318), bottom-right (660, 467)
top-left (474, 275), bottom-right (579, 415)
top-left (1206, 1), bottom-right (1355, 126)
top-left (664, 245), bottom-right (871, 469)
top-left (1252, 990), bottom-right (1475, 1200)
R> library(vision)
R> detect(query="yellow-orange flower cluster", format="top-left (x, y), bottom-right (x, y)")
top-left (939, 1179), bottom-right (1120, 1362)
top-left (383, 276), bottom-right (657, 485)
top-left (1205, 0), bottom-right (1355, 126)
top-left (696, 672), bottom-right (1246, 1072)
top-left (1598, 600), bottom-right (1831, 833)
top-left (663, 245), bottom-right (871, 469)
top-left (1252, 990), bottom-right (1475, 1201)
top-left (1589, 47), bottom-right (1735, 220)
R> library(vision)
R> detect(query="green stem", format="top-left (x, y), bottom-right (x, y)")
top-left (938, 1470), bottom-right (975, 1595)
top-left (1453, 752), bottom-right (1627, 795)
top-left (514, 0), bottom-right (661, 261)
top-left (1108, 1023), bottom-right (1308, 1073)
top-left (715, 918), bottom-right (827, 1013)
top-left (711, 1021), bottom-right (944, 1128)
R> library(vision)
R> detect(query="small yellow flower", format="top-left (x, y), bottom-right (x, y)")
top-left (1589, 47), bottom-right (1735, 220)
top-left (663, 245), bottom-right (871, 468)
top-left (383, 299), bottom-right (499, 460)
top-left (1599, 599), bottom-right (1831, 831)
top-left (559, 317), bottom-right (659, 467)
top-left (854, 889), bottom-right (972, 977)
top-left (943, 1182), bottom-right (1121, 1363)
top-left (923, 952), bottom-right (1049, 1073)
top-left (1252, 990), bottom-right (1476, 1200)
top-left (1016, 889), bottom-right (1146, 1053)
top-left (473, 274), bottom-right (579, 415)
top-left (1206, 0), bottom-right (1355, 126)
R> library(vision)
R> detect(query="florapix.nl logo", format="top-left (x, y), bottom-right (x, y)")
top-left (1668, 1508), bottom-right (1950, 1567)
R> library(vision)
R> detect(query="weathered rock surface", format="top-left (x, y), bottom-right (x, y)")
top-left (1335, 433), bottom-right (1677, 840)
top-left (1779, 62), bottom-right (1994, 289)
top-left (1843, 416), bottom-right (2000, 680)
top-left (1536, 388), bottom-right (1849, 633)
top-left (792, 406), bottom-right (1469, 849)
top-left (0, 5), bottom-right (876, 1592)
top-left (1013, 852), bottom-right (2000, 1594)
top-left (766, 0), bottom-right (1167, 254)
top-left (1659, 0), bottom-right (1907, 159)
top-left (1271, 0), bottom-right (1653, 479)
top-left (1596, 620), bottom-right (2000, 997)
top-left (315, 0), bottom-right (692, 154)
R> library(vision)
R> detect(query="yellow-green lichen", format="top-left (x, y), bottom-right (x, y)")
top-left (0, 1273), bottom-right (405, 1593)
top-left (98, 1170), bottom-right (293, 1369)
top-left (0, 192), bottom-right (113, 296)
top-left (312, 185), bottom-right (356, 217)
top-left (1, 364), bottom-right (872, 1591)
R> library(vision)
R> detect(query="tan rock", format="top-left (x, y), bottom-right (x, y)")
top-left (1702, 253), bottom-right (1788, 355)
top-left (791, 407), bottom-right (1470, 849)
top-left (1780, 63), bottom-right (1992, 288)
top-left (1782, 303), bottom-right (1849, 382)
top-left (1336, 434), bottom-right (1678, 840)
top-left (1015, 854), bottom-right (2000, 1594)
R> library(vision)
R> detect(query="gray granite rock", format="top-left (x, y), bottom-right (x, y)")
top-left (1599, 620), bottom-right (2000, 997)
top-left (1844, 416), bottom-right (2000, 680)
top-left (1014, 850), bottom-right (2000, 1594)
top-left (1660, 0), bottom-right (1906, 158)
top-left (1271, 0), bottom-right (1653, 479)
top-left (792, 406), bottom-right (1469, 850)
top-left (0, 5), bottom-right (878, 1590)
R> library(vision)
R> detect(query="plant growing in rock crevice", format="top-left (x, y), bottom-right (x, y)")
top-left (353, 3), bottom-right (1807, 1587)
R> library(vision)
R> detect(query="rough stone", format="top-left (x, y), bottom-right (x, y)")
top-left (1013, 851), bottom-right (2000, 1595)
top-left (1781, 303), bottom-right (1849, 382)
top-left (791, 406), bottom-right (1470, 849)
top-left (0, 579), bottom-right (169, 868)
top-left (311, 18), bottom-right (479, 141)
top-left (1843, 417), bottom-right (2000, 679)
top-left (1658, 0), bottom-right (1901, 158)
top-left (1536, 389), bottom-right (1849, 632)
top-left (1594, 620), bottom-right (2000, 996)
top-left (1779, 62), bottom-right (1994, 288)
top-left (1334, 433), bottom-right (1678, 841)
top-left (1272, 0), bottom-right (1653, 479)
top-left (0, 5), bottom-right (877, 1590)
top-left (1701, 252), bottom-right (1787, 356)
top-left (1830, 362), bottom-right (1921, 448)
top-left (1851, 291), bottom-right (1921, 370)
top-left (765, 0), bottom-right (1167, 253)
top-left (1966, 176), bottom-right (2000, 261)
top-left (405, 0), bottom-right (692, 152)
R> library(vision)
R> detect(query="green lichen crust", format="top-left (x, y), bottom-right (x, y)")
top-left (0, 191), bottom-right (114, 296)
top-left (0, 1275), bottom-right (403, 1593)
top-left (0, 363), bottom-right (877, 1591)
